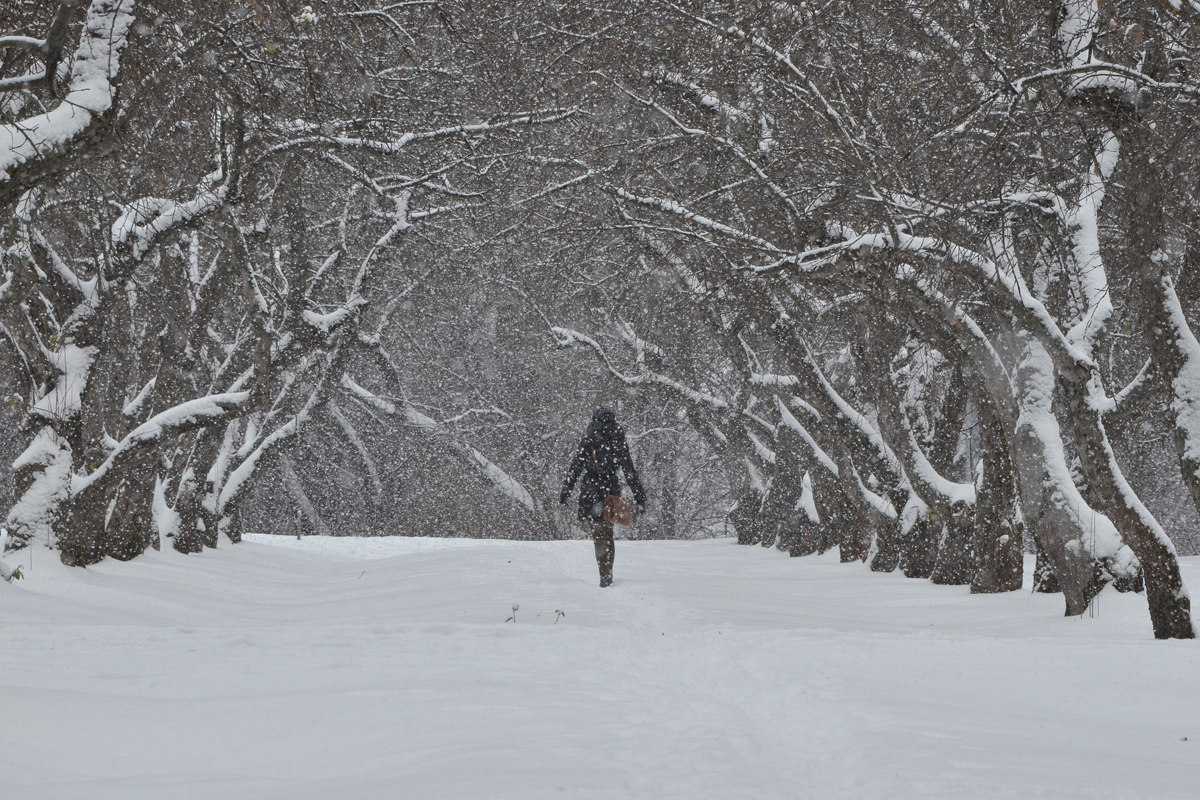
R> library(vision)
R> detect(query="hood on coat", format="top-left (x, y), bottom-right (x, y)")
top-left (586, 407), bottom-right (618, 442)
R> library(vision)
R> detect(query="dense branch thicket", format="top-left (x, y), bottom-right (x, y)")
top-left (2, 0), bottom-right (1200, 638)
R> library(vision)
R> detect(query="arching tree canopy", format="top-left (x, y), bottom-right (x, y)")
top-left (3, 1), bottom-right (1200, 638)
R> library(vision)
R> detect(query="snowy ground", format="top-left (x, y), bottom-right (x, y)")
top-left (2, 535), bottom-right (1198, 800)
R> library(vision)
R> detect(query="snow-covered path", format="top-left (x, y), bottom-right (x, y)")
top-left (2, 536), bottom-right (1198, 799)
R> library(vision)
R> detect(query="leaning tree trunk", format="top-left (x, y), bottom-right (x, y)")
top-left (848, 315), bottom-right (905, 574)
top-left (172, 470), bottom-right (206, 554)
top-left (759, 457), bottom-right (807, 551)
top-left (1007, 339), bottom-right (1093, 616)
top-left (1119, 127), bottom-right (1200, 635)
top-left (867, 343), bottom-right (971, 584)
top-left (902, 364), bottom-right (968, 578)
top-left (798, 465), bottom-right (856, 557)
top-left (786, 404), bottom-right (877, 560)
top-left (1105, 45), bottom-right (1200, 541)
top-left (1138, 272), bottom-right (1200, 519)
top-left (895, 277), bottom-right (1092, 603)
top-left (683, 406), bottom-right (764, 546)
top-left (772, 413), bottom-right (831, 556)
top-left (58, 446), bottom-right (159, 565)
top-left (1060, 373), bottom-right (1194, 639)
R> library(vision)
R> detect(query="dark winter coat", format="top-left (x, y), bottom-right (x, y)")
top-left (561, 408), bottom-right (647, 522)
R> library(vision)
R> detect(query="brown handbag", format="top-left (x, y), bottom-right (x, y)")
top-left (591, 447), bottom-right (632, 526)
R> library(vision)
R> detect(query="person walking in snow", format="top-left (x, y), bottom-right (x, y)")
top-left (560, 407), bottom-right (647, 587)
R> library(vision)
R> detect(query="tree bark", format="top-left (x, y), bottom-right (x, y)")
top-left (761, 427), bottom-right (809, 550)
top-left (1119, 124), bottom-right (1200, 626)
top-left (730, 486), bottom-right (765, 545)
top-left (900, 514), bottom-right (939, 579)
top-left (930, 504), bottom-right (976, 585)
top-left (1008, 340), bottom-right (1093, 616)
top-left (1060, 373), bottom-right (1193, 638)
top-left (869, 506), bottom-right (903, 573)
top-left (970, 393), bottom-right (1023, 593)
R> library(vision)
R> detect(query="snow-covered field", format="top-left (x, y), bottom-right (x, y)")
top-left (2, 535), bottom-right (1198, 799)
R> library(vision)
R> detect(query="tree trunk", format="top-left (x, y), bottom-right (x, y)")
top-left (173, 469), bottom-right (206, 555)
top-left (282, 454), bottom-right (332, 537)
top-left (970, 395), bottom-right (1023, 593)
top-left (869, 513), bottom-right (902, 572)
top-left (1009, 338), bottom-right (1093, 616)
top-left (828, 444), bottom-right (874, 563)
top-left (840, 521), bottom-right (872, 562)
top-left (221, 508), bottom-right (244, 544)
top-left (58, 447), bottom-right (158, 565)
top-left (761, 436), bottom-right (807, 551)
top-left (730, 487), bottom-right (765, 545)
top-left (868, 483), bottom-right (904, 573)
top-left (930, 503), bottom-right (975, 585)
top-left (786, 517), bottom-right (820, 557)
top-left (1138, 273), bottom-right (1200, 519)
top-left (900, 514), bottom-right (939, 579)
top-left (1032, 538), bottom-right (1061, 593)
top-left (106, 470), bottom-right (159, 558)
top-left (1060, 374), bottom-right (1194, 638)
top-left (803, 469), bottom-right (845, 556)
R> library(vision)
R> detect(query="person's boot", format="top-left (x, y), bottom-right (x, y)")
top-left (600, 575), bottom-right (612, 587)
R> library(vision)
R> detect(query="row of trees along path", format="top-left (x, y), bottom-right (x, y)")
top-left (2, 1), bottom-right (1200, 638)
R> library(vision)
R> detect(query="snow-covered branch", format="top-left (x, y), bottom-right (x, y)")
top-left (552, 325), bottom-right (730, 411)
top-left (265, 108), bottom-right (578, 159)
top-left (0, 1), bottom-right (135, 186)
top-left (73, 392), bottom-right (251, 495)
top-left (339, 372), bottom-right (538, 516)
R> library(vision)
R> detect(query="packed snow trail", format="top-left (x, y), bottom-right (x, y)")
top-left (1, 536), bottom-right (1198, 799)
